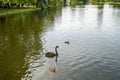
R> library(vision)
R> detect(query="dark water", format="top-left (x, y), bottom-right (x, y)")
top-left (0, 4), bottom-right (120, 80)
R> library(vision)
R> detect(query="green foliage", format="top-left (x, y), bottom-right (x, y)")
top-left (71, 0), bottom-right (84, 5)
top-left (0, 0), bottom-right (69, 9)
top-left (0, 1), bottom-right (4, 7)
top-left (70, 0), bottom-right (86, 5)
top-left (47, 0), bottom-right (63, 8)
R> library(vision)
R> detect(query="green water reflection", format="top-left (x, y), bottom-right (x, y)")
top-left (0, 9), bottom-right (61, 80)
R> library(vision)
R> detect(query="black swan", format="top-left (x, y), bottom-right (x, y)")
top-left (45, 46), bottom-right (59, 58)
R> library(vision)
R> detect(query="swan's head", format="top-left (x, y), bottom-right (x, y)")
top-left (56, 46), bottom-right (59, 48)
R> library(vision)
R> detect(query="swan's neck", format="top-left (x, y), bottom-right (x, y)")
top-left (55, 47), bottom-right (58, 55)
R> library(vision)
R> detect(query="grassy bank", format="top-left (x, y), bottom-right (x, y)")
top-left (0, 7), bottom-right (40, 17)
top-left (91, 2), bottom-right (120, 5)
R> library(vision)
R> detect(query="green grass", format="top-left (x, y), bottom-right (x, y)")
top-left (91, 2), bottom-right (120, 5)
top-left (0, 7), bottom-right (40, 17)
top-left (107, 2), bottom-right (120, 5)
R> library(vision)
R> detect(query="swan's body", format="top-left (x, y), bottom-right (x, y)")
top-left (45, 46), bottom-right (59, 58)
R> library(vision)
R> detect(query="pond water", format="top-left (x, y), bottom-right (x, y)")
top-left (0, 4), bottom-right (120, 80)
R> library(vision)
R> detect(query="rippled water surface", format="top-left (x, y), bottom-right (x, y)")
top-left (0, 5), bottom-right (120, 80)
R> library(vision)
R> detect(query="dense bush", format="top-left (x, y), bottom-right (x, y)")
top-left (0, 1), bottom-right (4, 8)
